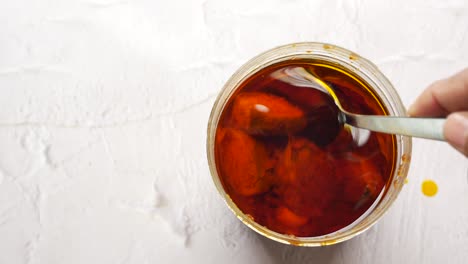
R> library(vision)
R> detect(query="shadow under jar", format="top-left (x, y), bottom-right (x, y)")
top-left (207, 43), bottom-right (412, 246)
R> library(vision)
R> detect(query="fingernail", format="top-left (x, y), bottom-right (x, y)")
top-left (445, 113), bottom-right (468, 153)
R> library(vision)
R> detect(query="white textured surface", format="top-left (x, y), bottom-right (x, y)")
top-left (1, 0), bottom-right (468, 263)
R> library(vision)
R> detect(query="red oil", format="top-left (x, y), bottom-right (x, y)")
top-left (215, 60), bottom-right (396, 237)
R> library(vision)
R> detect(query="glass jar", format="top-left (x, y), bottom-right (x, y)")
top-left (206, 42), bottom-right (412, 246)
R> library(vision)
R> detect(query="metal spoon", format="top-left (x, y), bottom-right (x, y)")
top-left (274, 67), bottom-right (446, 141)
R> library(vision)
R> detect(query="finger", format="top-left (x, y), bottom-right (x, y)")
top-left (408, 67), bottom-right (468, 117)
top-left (444, 111), bottom-right (468, 157)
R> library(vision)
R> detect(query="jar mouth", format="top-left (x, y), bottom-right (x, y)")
top-left (207, 42), bottom-right (412, 246)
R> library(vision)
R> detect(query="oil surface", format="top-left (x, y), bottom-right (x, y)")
top-left (215, 60), bottom-right (396, 237)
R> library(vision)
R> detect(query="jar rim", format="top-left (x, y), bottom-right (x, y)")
top-left (206, 42), bottom-right (412, 246)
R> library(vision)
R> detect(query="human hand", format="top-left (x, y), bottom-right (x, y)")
top-left (408, 68), bottom-right (468, 157)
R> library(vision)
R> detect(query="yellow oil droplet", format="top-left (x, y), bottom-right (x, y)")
top-left (422, 180), bottom-right (438, 197)
top-left (404, 178), bottom-right (408, 184)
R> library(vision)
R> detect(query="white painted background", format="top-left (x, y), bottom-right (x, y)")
top-left (1, 0), bottom-right (467, 263)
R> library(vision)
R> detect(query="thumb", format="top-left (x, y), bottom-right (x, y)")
top-left (444, 112), bottom-right (468, 157)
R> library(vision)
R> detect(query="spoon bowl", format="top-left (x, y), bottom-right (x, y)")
top-left (274, 66), bottom-right (446, 142)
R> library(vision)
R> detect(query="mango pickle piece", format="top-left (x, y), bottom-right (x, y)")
top-left (336, 153), bottom-right (385, 208)
top-left (275, 137), bottom-right (338, 217)
top-left (276, 206), bottom-right (309, 227)
top-left (217, 128), bottom-right (274, 196)
top-left (230, 92), bottom-right (306, 135)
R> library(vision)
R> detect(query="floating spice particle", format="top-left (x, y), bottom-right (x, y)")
top-left (421, 180), bottom-right (438, 197)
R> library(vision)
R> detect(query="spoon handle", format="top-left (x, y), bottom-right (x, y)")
top-left (344, 113), bottom-right (446, 141)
